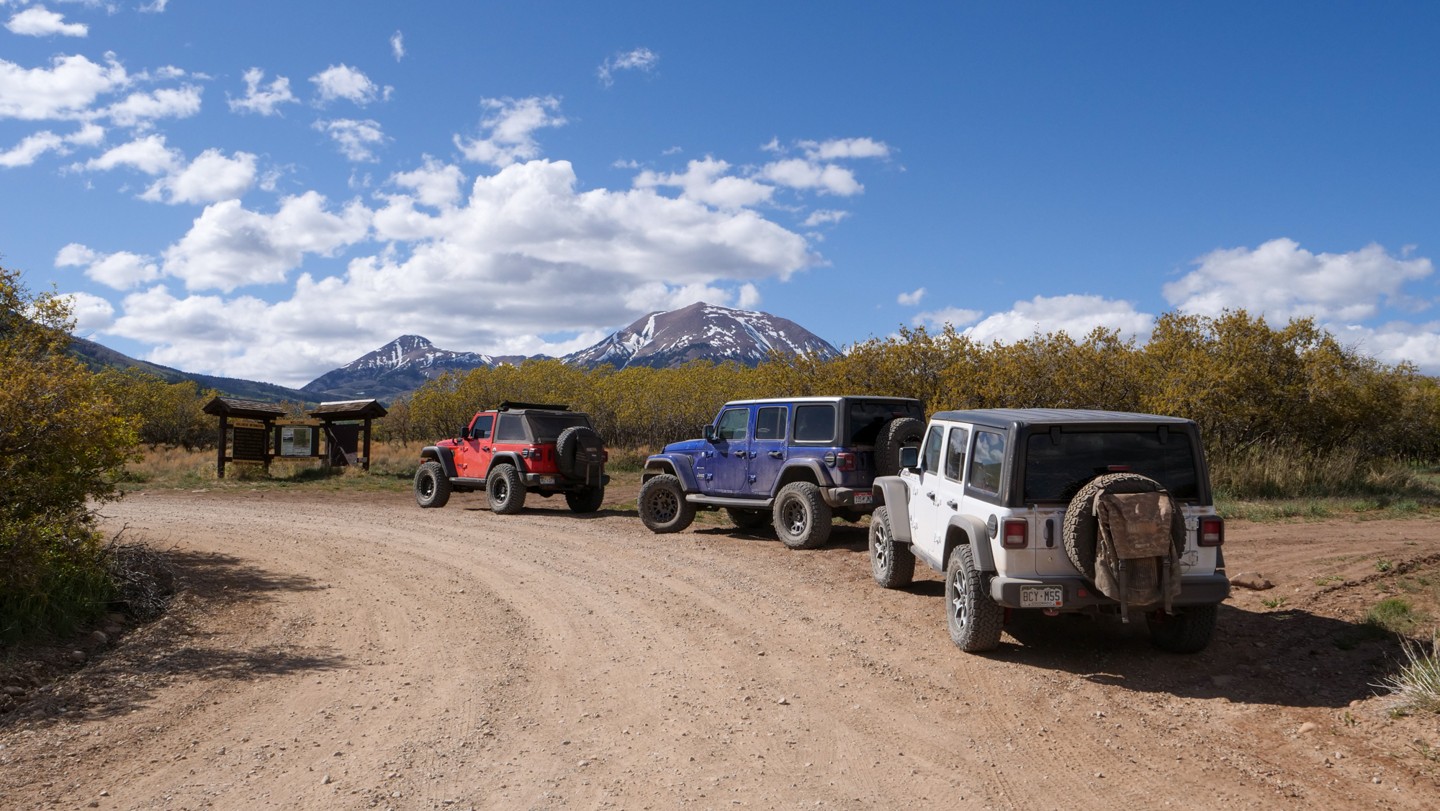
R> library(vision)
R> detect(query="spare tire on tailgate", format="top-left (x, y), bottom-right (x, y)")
top-left (875, 417), bottom-right (924, 477)
top-left (556, 425), bottom-right (604, 480)
top-left (1062, 472), bottom-right (1185, 582)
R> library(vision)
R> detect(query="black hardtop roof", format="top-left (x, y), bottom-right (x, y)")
top-left (722, 395), bottom-right (923, 406)
top-left (932, 408), bottom-right (1196, 430)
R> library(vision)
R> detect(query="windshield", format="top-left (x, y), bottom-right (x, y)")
top-left (1022, 429), bottom-right (1201, 502)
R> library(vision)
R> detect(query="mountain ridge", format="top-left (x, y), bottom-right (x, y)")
top-left (73, 302), bottom-right (840, 404)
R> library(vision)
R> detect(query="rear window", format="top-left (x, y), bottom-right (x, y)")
top-left (793, 405), bottom-right (836, 442)
top-left (845, 400), bottom-right (924, 445)
top-left (522, 412), bottom-right (591, 442)
top-left (1022, 429), bottom-right (1201, 502)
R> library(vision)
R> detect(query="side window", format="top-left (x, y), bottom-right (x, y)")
top-left (494, 413), bottom-right (527, 442)
top-left (944, 426), bottom-right (969, 481)
top-left (755, 406), bottom-right (787, 440)
top-left (968, 430), bottom-right (1006, 495)
top-left (470, 415), bottom-right (494, 440)
top-left (921, 425), bottom-right (944, 473)
top-left (793, 405), bottom-right (836, 442)
top-left (715, 408), bottom-right (749, 441)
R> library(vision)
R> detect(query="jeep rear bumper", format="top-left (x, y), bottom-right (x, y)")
top-left (521, 472), bottom-right (610, 490)
top-left (988, 573), bottom-right (1231, 610)
top-left (821, 487), bottom-right (875, 511)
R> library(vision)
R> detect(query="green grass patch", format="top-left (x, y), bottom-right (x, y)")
top-left (1216, 496), bottom-right (1431, 522)
top-left (1367, 597), bottom-right (1430, 637)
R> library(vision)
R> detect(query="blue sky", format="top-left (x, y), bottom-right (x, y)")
top-left (2, 1), bottom-right (1438, 387)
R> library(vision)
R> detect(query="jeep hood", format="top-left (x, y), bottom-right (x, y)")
top-left (661, 438), bottom-right (710, 454)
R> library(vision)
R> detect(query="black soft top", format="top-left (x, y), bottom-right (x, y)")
top-left (932, 408), bottom-right (1195, 430)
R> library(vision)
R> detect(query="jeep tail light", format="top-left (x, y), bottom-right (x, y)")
top-left (1198, 516), bottom-right (1224, 547)
top-left (1001, 519), bottom-right (1028, 549)
top-left (836, 452), bottom-right (856, 472)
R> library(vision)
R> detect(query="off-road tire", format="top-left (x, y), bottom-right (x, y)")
top-left (1062, 472), bottom-right (1184, 581)
top-left (638, 474), bottom-right (696, 533)
top-left (486, 463), bottom-right (526, 515)
top-left (875, 417), bottom-right (925, 477)
top-left (772, 481), bottom-right (832, 550)
top-left (946, 545), bottom-right (1003, 652)
top-left (556, 425), bottom-right (604, 480)
top-left (414, 460), bottom-right (451, 508)
top-left (1147, 604), bottom-right (1218, 653)
top-left (868, 506), bottom-right (914, 588)
top-left (565, 486), bottom-right (605, 514)
top-left (726, 508), bottom-right (770, 531)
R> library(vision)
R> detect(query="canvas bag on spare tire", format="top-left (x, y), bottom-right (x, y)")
top-left (1093, 489), bottom-right (1182, 620)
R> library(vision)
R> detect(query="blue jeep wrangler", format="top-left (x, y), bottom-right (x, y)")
top-left (637, 396), bottom-right (924, 548)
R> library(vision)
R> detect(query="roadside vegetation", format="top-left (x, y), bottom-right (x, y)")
top-left (1, 268), bottom-right (139, 642)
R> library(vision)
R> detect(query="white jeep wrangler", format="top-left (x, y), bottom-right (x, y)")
top-left (869, 409), bottom-right (1229, 653)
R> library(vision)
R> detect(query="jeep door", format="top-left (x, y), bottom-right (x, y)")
top-left (904, 423), bottom-right (949, 562)
top-left (703, 406), bottom-right (752, 495)
top-left (746, 404), bottom-right (789, 496)
top-left (453, 414), bottom-right (495, 481)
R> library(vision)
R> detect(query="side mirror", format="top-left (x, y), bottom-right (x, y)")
top-left (458, 425), bottom-right (471, 441)
top-left (899, 445), bottom-right (920, 471)
top-left (703, 424), bottom-right (719, 442)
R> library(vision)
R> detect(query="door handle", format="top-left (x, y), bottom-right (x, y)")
top-left (947, 499), bottom-right (958, 509)
top-left (768, 450), bottom-right (783, 459)
top-left (925, 491), bottom-right (936, 501)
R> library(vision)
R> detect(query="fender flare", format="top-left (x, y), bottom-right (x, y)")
top-left (487, 452), bottom-right (528, 478)
top-left (642, 454), bottom-right (699, 492)
top-left (871, 477), bottom-right (913, 544)
top-left (776, 459), bottom-right (834, 489)
top-left (943, 513), bottom-right (997, 573)
top-left (420, 445), bottom-right (458, 479)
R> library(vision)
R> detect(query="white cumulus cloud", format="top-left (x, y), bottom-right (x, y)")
top-left (897, 287), bottom-right (926, 307)
top-left (56, 243), bottom-right (161, 290)
top-left (390, 31), bottom-right (405, 62)
top-left (228, 68), bottom-right (298, 116)
top-left (102, 84), bottom-right (203, 128)
top-left (959, 295), bottom-right (1155, 344)
top-left (1163, 238), bottom-right (1434, 323)
top-left (84, 133), bottom-right (180, 174)
top-left (0, 53), bottom-right (128, 121)
top-left (6, 6), bottom-right (87, 37)
top-left (142, 148), bottom-right (258, 204)
top-left (160, 192), bottom-right (373, 292)
top-left (315, 118), bottom-right (386, 162)
top-left (64, 291), bottom-right (117, 332)
top-left (454, 96), bottom-right (566, 168)
top-left (310, 64), bottom-right (383, 106)
top-left (634, 156), bottom-right (775, 209)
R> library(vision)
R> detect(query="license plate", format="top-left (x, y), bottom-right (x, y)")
top-left (539, 476), bottom-right (556, 486)
top-left (1020, 585), bottom-right (1064, 608)
top-left (853, 492), bottom-right (873, 505)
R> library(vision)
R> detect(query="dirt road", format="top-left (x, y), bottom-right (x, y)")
top-left (2, 488), bottom-right (1438, 809)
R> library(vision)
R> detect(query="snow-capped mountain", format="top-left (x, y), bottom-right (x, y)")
top-left (301, 335), bottom-right (499, 399)
top-left (562, 302), bottom-right (839, 370)
top-left (301, 304), bottom-right (840, 400)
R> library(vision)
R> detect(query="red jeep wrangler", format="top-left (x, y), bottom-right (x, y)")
top-left (414, 402), bottom-right (608, 514)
